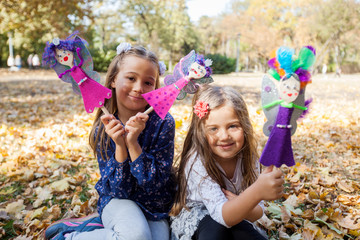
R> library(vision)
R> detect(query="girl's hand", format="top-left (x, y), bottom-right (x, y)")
top-left (222, 188), bottom-right (237, 201)
top-left (124, 112), bottom-right (149, 146)
top-left (254, 166), bottom-right (284, 201)
top-left (100, 114), bottom-right (126, 147)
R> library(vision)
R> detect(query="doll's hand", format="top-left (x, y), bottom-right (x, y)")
top-left (222, 188), bottom-right (237, 201)
top-left (101, 114), bottom-right (126, 147)
top-left (124, 112), bottom-right (149, 146)
top-left (254, 166), bottom-right (284, 201)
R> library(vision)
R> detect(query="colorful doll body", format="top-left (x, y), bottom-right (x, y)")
top-left (43, 34), bottom-right (111, 114)
top-left (142, 50), bottom-right (213, 119)
top-left (259, 46), bottom-right (316, 168)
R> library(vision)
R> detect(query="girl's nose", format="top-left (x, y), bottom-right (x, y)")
top-left (133, 81), bottom-right (144, 93)
top-left (218, 129), bottom-right (230, 140)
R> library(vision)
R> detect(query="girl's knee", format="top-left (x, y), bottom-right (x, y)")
top-left (113, 222), bottom-right (152, 240)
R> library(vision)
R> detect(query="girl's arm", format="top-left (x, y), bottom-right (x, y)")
top-left (127, 114), bottom-right (175, 191)
top-left (244, 205), bottom-right (263, 222)
top-left (101, 114), bottom-right (127, 162)
top-left (222, 189), bottom-right (263, 222)
top-left (95, 132), bottom-right (132, 198)
top-left (222, 166), bottom-right (284, 226)
top-left (95, 116), bottom-right (132, 197)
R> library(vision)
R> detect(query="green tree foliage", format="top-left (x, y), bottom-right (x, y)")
top-left (205, 54), bottom-right (236, 74)
top-left (121, 0), bottom-right (197, 70)
top-left (0, 0), bottom-right (94, 66)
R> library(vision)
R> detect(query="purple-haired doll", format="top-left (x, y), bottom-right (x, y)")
top-left (142, 50), bottom-right (214, 119)
top-left (42, 33), bottom-right (111, 114)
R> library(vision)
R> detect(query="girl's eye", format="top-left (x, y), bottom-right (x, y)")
top-left (286, 85), bottom-right (291, 90)
top-left (207, 127), bottom-right (217, 133)
top-left (127, 77), bottom-right (135, 81)
top-left (145, 81), bottom-right (153, 86)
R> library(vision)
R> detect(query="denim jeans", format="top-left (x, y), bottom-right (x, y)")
top-left (66, 198), bottom-right (169, 240)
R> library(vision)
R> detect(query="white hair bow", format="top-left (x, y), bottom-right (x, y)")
top-left (116, 43), bottom-right (132, 54)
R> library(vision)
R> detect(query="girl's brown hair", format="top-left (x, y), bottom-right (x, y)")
top-left (89, 45), bottom-right (161, 159)
top-left (172, 85), bottom-right (258, 215)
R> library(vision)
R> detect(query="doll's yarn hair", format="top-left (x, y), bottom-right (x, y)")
top-left (42, 33), bottom-right (84, 68)
top-left (195, 55), bottom-right (212, 78)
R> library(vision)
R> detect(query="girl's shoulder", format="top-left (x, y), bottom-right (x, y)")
top-left (184, 153), bottom-right (208, 178)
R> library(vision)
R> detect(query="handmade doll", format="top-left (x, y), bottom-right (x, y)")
top-left (143, 50), bottom-right (213, 119)
top-left (259, 46), bottom-right (316, 168)
top-left (42, 33), bottom-right (111, 114)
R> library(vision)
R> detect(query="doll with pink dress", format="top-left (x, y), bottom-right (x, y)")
top-left (42, 33), bottom-right (111, 114)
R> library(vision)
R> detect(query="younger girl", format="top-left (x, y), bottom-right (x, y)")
top-left (47, 43), bottom-right (176, 240)
top-left (171, 85), bottom-right (284, 240)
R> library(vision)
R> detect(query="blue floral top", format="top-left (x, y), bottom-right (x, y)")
top-left (95, 111), bottom-right (176, 221)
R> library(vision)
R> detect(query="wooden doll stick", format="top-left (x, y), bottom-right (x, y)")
top-left (101, 107), bottom-right (110, 115)
top-left (144, 106), bottom-right (154, 115)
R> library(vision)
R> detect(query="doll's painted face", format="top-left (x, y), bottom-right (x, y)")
top-left (55, 48), bottom-right (74, 67)
top-left (278, 75), bottom-right (300, 103)
top-left (188, 62), bottom-right (206, 79)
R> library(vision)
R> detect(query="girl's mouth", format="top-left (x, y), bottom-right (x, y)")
top-left (64, 56), bottom-right (68, 61)
top-left (218, 143), bottom-right (234, 149)
top-left (129, 95), bottom-right (143, 100)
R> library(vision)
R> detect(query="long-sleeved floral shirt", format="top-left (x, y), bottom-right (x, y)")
top-left (95, 112), bottom-right (176, 221)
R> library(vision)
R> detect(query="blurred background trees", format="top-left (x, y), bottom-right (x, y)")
top-left (0, 0), bottom-right (359, 73)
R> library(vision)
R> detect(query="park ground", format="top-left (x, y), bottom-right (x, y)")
top-left (0, 69), bottom-right (359, 239)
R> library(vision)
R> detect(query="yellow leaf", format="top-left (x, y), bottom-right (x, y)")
top-left (337, 215), bottom-right (360, 230)
top-left (348, 229), bottom-right (360, 237)
top-left (31, 206), bottom-right (47, 220)
top-left (304, 219), bottom-right (321, 235)
top-left (283, 194), bottom-right (299, 207)
top-left (337, 180), bottom-right (355, 193)
top-left (5, 200), bottom-right (25, 215)
top-left (50, 178), bottom-right (70, 192)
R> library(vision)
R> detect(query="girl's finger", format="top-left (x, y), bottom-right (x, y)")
top-left (136, 112), bottom-right (149, 122)
top-left (101, 115), bottom-right (115, 125)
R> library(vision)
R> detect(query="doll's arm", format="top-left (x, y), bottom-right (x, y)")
top-left (293, 104), bottom-right (307, 110)
top-left (58, 69), bottom-right (72, 79)
top-left (76, 47), bottom-right (84, 67)
top-left (262, 99), bottom-right (282, 109)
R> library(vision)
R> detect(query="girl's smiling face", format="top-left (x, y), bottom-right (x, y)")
top-left (55, 48), bottom-right (74, 67)
top-left (111, 55), bottom-right (158, 115)
top-left (204, 104), bottom-right (244, 164)
top-left (278, 75), bottom-right (300, 103)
